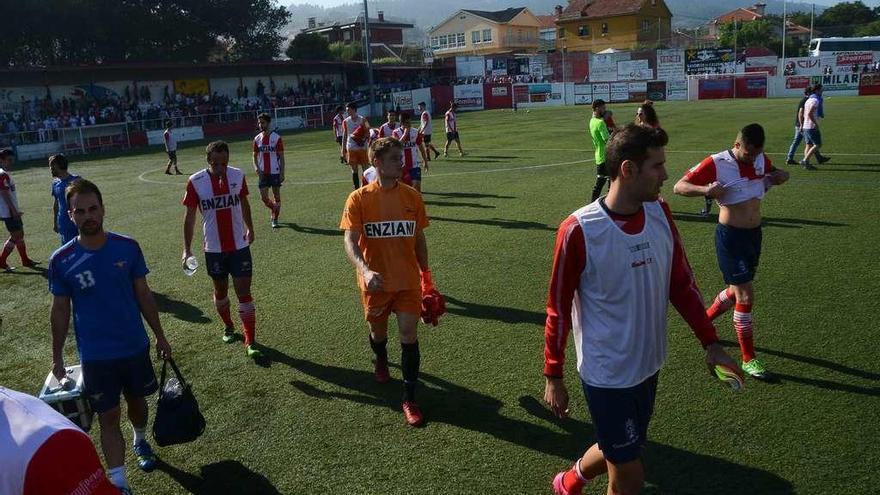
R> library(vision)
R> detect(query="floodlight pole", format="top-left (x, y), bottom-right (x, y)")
top-left (363, 0), bottom-right (376, 118)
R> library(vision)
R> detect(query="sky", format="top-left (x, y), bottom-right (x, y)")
top-left (292, 0), bottom-right (880, 7)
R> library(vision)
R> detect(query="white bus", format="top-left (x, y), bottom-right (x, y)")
top-left (809, 36), bottom-right (880, 56)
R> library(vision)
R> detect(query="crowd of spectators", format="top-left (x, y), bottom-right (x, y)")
top-left (0, 77), bottom-right (347, 146)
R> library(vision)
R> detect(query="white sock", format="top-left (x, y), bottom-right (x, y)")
top-left (131, 424), bottom-right (146, 445)
top-left (108, 466), bottom-right (129, 489)
top-left (575, 460), bottom-right (590, 482)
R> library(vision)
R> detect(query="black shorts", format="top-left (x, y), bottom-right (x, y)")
top-left (446, 131), bottom-right (459, 141)
top-left (2, 216), bottom-right (23, 233)
top-left (596, 162), bottom-right (608, 178)
top-left (423, 134), bottom-right (433, 144)
top-left (82, 349), bottom-right (158, 414)
top-left (167, 150), bottom-right (177, 160)
top-left (335, 136), bottom-right (343, 145)
top-left (408, 167), bottom-right (422, 182)
top-left (258, 173), bottom-right (282, 189)
top-left (582, 372), bottom-right (659, 465)
top-left (205, 246), bottom-right (253, 280)
top-left (715, 224), bottom-right (762, 285)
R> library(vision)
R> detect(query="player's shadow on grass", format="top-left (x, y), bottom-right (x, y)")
top-left (155, 459), bottom-right (281, 494)
top-left (430, 216), bottom-right (555, 231)
top-left (422, 191), bottom-right (516, 199)
top-left (423, 200), bottom-right (496, 209)
top-left (278, 222), bottom-right (342, 236)
top-left (671, 211), bottom-right (847, 229)
top-left (518, 396), bottom-right (794, 495)
top-left (152, 292), bottom-right (211, 324)
top-left (444, 295), bottom-right (545, 326)
top-left (2, 265), bottom-right (48, 279)
top-left (719, 340), bottom-right (880, 396)
top-left (261, 345), bottom-right (792, 494)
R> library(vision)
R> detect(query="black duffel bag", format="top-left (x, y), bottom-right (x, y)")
top-left (152, 358), bottom-right (205, 447)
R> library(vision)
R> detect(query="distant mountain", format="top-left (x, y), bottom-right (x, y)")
top-left (285, 0), bottom-right (828, 38)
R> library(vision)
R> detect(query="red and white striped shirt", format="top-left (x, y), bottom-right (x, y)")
top-left (378, 121), bottom-right (399, 139)
top-left (0, 168), bottom-right (19, 218)
top-left (182, 167), bottom-right (251, 253)
top-left (0, 387), bottom-right (118, 495)
top-left (332, 114), bottom-right (345, 138)
top-left (543, 199), bottom-right (718, 387)
top-left (252, 131), bottom-right (284, 175)
top-left (163, 130), bottom-right (177, 152)
top-left (444, 110), bottom-right (457, 133)
top-left (684, 150), bottom-right (774, 206)
top-left (392, 127), bottom-right (423, 170)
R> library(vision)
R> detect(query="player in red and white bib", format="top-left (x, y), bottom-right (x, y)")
top-left (332, 106), bottom-right (345, 164)
top-left (0, 386), bottom-right (119, 495)
top-left (342, 102), bottom-right (371, 190)
top-left (183, 141), bottom-right (262, 359)
top-left (417, 102), bottom-right (441, 161)
top-left (252, 113), bottom-right (285, 229)
top-left (443, 102), bottom-right (464, 157)
top-left (0, 148), bottom-right (38, 272)
top-left (392, 113), bottom-right (428, 192)
top-left (377, 110), bottom-right (399, 139)
top-left (163, 120), bottom-right (181, 175)
top-left (544, 124), bottom-right (739, 495)
top-left (673, 124), bottom-right (789, 380)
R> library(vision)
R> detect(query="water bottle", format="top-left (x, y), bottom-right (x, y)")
top-left (183, 256), bottom-right (198, 276)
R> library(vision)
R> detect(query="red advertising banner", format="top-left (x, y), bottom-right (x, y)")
top-left (786, 76), bottom-right (811, 89)
top-left (837, 52), bottom-right (873, 66)
top-left (859, 73), bottom-right (880, 96)
top-left (483, 83), bottom-right (513, 109)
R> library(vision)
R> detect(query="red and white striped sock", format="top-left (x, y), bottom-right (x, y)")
top-left (0, 240), bottom-right (13, 265)
top-left (733, 303), bottom-right (755, 362)
top-left (562, 460), bottom-right (590, 493)
top-left (706, 287), bottom-right (735, 321)
top-left (238, 295), bottom-right (256, 346)
top-left (213, 295), bottom-right (235, 328)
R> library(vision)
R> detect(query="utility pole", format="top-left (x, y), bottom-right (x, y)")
top-left (363, 0), bottom-right (376, 118)
top-left (810, 3), bottom-right (815, 43)
top-left (782, 0), bottom-right (787, 68)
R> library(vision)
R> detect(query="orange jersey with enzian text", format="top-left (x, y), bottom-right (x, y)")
top-left (340, 182), bottom-right (429, 292)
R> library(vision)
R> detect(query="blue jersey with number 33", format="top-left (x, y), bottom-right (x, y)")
top-left (48, 232), bottom-right (150, 361)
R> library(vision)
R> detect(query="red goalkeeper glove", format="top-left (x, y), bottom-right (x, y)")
top-left (420, 270), bottom-right (446, 326)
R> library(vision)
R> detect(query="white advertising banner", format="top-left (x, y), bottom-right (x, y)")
top-left (453, 83), bottom-right (484, 111)
top-left (656, 49), bottom-right (685, 80)
top-left (618, 59), bottom-right (653, 81)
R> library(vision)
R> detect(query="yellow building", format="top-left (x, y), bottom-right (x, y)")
top-left (555, 0), bottom-right (672, 53)
top-left (429, 7), bottom-right (541, 57)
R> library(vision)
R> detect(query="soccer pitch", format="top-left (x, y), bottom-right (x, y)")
top-left (2, 96), bottom-right (879, 494)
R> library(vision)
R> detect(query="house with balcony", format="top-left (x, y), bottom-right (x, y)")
top-left (555, 0), bottom-right (672, 52)
top-left (428, 8), bottom-right (541, 57)
top-left (301, 11), bottom-right (415, 58)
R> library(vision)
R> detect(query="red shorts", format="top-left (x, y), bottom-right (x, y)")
top-left (360, 289), bottom-right (421, 322)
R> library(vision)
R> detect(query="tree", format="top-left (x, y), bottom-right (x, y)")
top-left (329, 42), bottom-right (363, 62)
top-left (854, 19), bottom-right (880, 36)
top-left (816, 1), bottom-right (877, 37)
top-left (286, 33), bottom-right (332, 61)
top-left (718, 19), bottom-right (780, 51)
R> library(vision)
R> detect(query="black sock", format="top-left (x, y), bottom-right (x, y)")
top-left (400, 341), bottom-right (420, 402)
top-left (369, 334), bottom-right (388, 363)
top-left (591, 176), bottom-right (607, 202)
top-left (352, 172), bottom-right (360, 189)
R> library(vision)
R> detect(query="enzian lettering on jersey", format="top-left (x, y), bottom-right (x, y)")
top-left (200, 194), bottom-right (241, 211)
top-left (364, 221), bottom-right (416, 238)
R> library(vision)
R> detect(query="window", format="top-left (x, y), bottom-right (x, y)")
top-left (642, 19), bottom-right (650, 32)
top-left (517, 29), bottom-right (523, 42)
top-left (558, 27), bottom-right (566, 39)
top-left (472, 30), bottom-right (480, 43)
top-left (431, 37), bottom-right (439, 49)
top-left (482, 29), bottom-right (492, 42)
top-left (578, 25), bottom-right (590, 37)
top-left (457, 32), bottom-right (465, 46)
top-left (343, 30), bottom-right (352, 41)
top-left (601, 23), bottom-right (608, 35)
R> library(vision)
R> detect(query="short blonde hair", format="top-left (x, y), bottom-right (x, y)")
top-left (368, 137), bottom-right (403, 163)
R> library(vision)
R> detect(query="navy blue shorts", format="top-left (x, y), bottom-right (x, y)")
top-left (423, 134), bottom-right (433, 144)
top-left (715, 224), bottom-right (762, 285)
top-left (582, 372), bottom-right (659, 465)
top-left (258, 173), bottom-right (282, 189)
top-left (82, 349), bottom-right (158, 414)
top-left (408, 167), bottom-right (422, 182)
top-left (803, 128), bottom-right (822, 147)
top-left (60, 228), bottom-right (78, 245)
top-left (205, 246), bottom-right (253, 280)
top-left (2, 217), bottom-right (23, 233)
top-left (167, 150), bottom-right (177, 161)
top-left (446, 131), bottom-right (459, 141)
